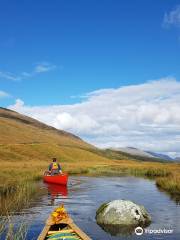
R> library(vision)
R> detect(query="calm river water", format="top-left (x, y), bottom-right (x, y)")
top-left (4, 176), bottom-right (180, 239)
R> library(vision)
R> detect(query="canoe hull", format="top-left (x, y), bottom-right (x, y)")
top-left (43, 174), bottom-right (68, 185)
top-left (37, 206), bottom-right (91, 240)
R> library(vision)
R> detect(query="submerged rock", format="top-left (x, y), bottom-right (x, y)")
top-left (96, 200), bottom-right (151, 235)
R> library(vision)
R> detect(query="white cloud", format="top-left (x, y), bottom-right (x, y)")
top-left (0, 62), bottom-right (56, 81)
top-left (8, 77), bottom-right (180, 155)
top-left (0, 90), bottom-right (10, 98)
top-left (13, 98), bottom-right (25, 107)
top-left (163, 5), bottom-right (180, 27)
top-left (0, 71), bottom-right (21, 81)
top-left (34, 62), bottom-right (56, 73)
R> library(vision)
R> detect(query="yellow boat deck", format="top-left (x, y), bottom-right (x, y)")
top-left (37, 206), bottom-right (91, 240)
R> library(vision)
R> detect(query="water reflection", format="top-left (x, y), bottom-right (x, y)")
top-left (170, 194), bottom-right (180, 205)
top-left (97, 223), bottom-right (136, 236)
top-left (156, 186), bottom-right (180, 205)
top-left (45, 183), bottom-right (68, 205)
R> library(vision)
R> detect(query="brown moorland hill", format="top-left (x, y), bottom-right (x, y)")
top-left (0, 107), bottom-right (120, 185)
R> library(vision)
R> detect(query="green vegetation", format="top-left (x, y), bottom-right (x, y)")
top-left (0, 181), bottom-right (42, 240)
top-left (156, 175), bottom-right (180, 195)
top-left (88, 165), bottom-right (172, 178)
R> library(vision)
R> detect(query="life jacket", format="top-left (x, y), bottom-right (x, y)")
top-left (52, 162), bottom-right (58, 170)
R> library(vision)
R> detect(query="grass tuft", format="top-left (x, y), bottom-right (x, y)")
top-left (156, 175), bottom-right (180, 195)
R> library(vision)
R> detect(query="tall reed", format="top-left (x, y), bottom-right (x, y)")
top-left (156, 175), bottom-right (180, 195)
top-left (0, 181), bottom-right (40, 239)
top-left (0, 213), bottom-right (28, 240)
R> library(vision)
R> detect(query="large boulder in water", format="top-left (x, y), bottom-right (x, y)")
top-left (96, 200), bottom-right (151, 235)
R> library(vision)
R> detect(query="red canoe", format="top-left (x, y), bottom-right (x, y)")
top-left (43, 173), bottom-right (68, 186)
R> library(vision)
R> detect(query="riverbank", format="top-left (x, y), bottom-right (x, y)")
top-left (1, 159), bottom-right (180, 201)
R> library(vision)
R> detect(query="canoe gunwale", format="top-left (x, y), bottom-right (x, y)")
top-left (37, 215), bottom-right (91, 240)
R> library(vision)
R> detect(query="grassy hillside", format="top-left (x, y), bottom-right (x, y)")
top-left (0, 107), bottom-right (180, 198)
top-left (0, 107), bottom-right (89, 145)
top-left (0, 107), bottom-right (110, 184)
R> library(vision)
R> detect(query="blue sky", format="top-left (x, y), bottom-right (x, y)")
top-left (1, 1), bottom-right (180, 155)
top-left (0, 0), bottom-right (180, 106)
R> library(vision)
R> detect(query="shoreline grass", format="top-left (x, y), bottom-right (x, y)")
top-left (0, 182), bottom-right (39, 240)
top-left (0, 160), bottom-right (180, 210)
top-left (156, 175), bottom-right (180, 195)
top-left (0, 181), bottom-right (40, 215)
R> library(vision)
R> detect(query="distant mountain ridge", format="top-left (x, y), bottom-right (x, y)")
top-left (110, 147), bottom-right (174, 162)
top-left (145, 151), bottom-right (173, 161)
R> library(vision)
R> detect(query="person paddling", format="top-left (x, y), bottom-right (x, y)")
top-left (49, 158), bottom-right (62, 175)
